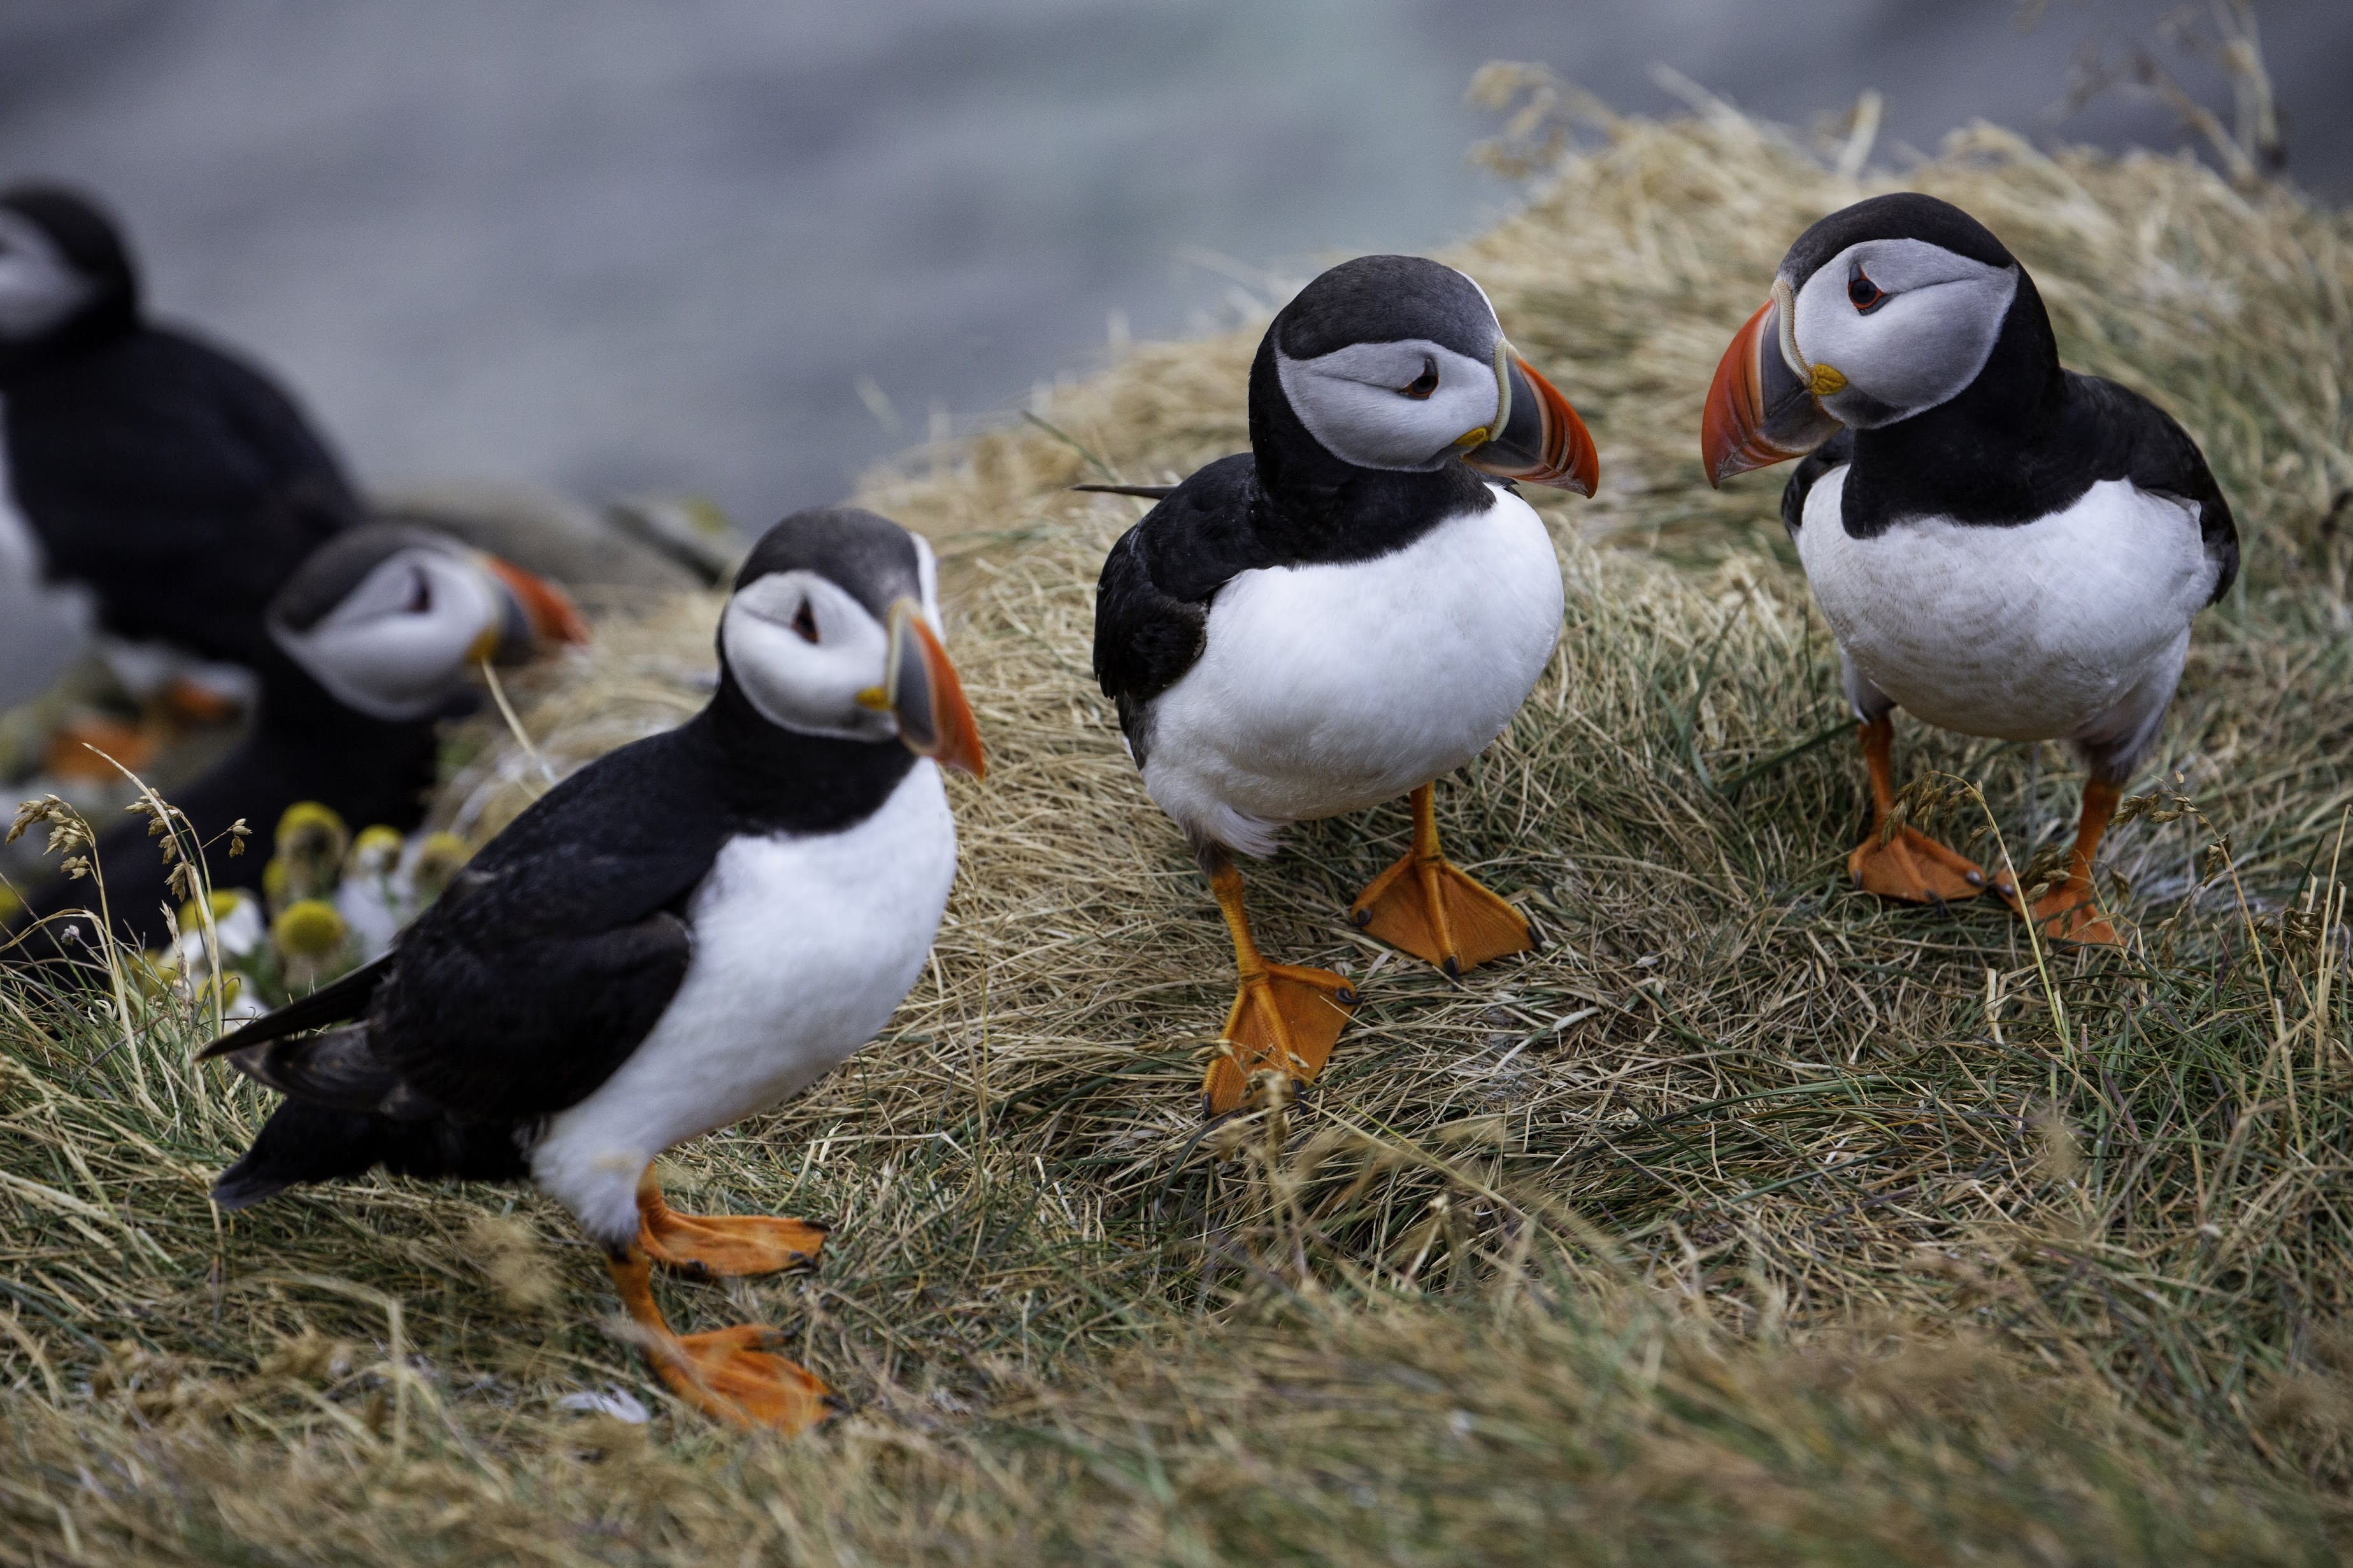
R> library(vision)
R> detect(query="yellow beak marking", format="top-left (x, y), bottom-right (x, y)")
top-left (855, 685), bottom-right (891, 710)
top-left (1810, 362), bottom-right (1849, 397)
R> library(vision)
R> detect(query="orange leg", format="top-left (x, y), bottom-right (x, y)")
top-left (1347, 783), bottom-right (1533, 978)
top-left (1847, 715), bottom-right (1987, 904)
top-left (606, 1248), bottom-right (838, 1434)
top-left (2024, 778), bottom-right (2122, 947)
top-left (1199, 852), bottom-right (1357, 1118)
top-left (635, 1171), bottom-right (829, 1279)
top-left (44, 714), bottom-right (154, 781)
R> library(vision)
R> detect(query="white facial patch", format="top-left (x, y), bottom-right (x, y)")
top-left (0, 211), bottom-right (96, 342)
top-left (1789, 238), bottom-right (2019, 426)
top-left (914, 534), bottom-right (942, 629)
top-left (1276, 337), bottom-right (1500, 471)
top-left (722, 569), bottom-right (897, 741)
top-left (271, 548), bottom-right (502, 721)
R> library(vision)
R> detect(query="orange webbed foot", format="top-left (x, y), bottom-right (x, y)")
top-left (1849, 826), bottom-right (1987, 905)
top-left (1202, 962), bottom-right (1357, 1117)
top-left (1346, 783), bottom-right (1532, 977)
top-left (649, 1323), bottom-right (841, 1434)
top-left (1349, 852), bottom-right (1532, 978)
top-left (2028, 876), bottom-right (2122, 948)
top-left (606, 1249), bottom-right (840, 1434)
top-left (637, 1178), bottom-right (828, 1279)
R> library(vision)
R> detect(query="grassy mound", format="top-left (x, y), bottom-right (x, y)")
top-left (6, 98), bottom-right (2353, 1564)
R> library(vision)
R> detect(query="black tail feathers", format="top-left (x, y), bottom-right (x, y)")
top-left (211, 1099), bottom-right (529, 1211)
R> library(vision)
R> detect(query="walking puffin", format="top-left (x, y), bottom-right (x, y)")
top-left (7, 523), bottom-right (584, 957)
top-left (1701, 193), bottom-right (2237, 944)
top-left (198, 508), bottom-right (984, 1433)
top-left (0, 183), bottom-right (361, 676)
top-left (1091, 255), bottom-right (1597, 1115)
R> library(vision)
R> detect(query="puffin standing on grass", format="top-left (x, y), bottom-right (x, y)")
top-left (1091, 255), bottom-right (1597, 1115)
top-left (1701, 193), bottom-right (2237, 944)
top-left (197, 508), bottom-right (985, 1433)
top-left (0, 183), bottom-right (361, 683)
top-left (6, 524), bottom-right (585, 956)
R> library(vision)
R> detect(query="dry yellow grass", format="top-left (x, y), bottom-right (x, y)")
top-left (5, 91), bottom-right (2353, 1564)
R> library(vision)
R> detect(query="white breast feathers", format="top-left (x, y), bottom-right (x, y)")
top-left (1140, 488), bottom-right (1564, 855)
top-left (530, 762), bottom-right (957, 1247)
top-left (1798, 468), bottom-right (2215, 743)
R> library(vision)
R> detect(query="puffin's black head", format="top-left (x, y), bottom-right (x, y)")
top-left (268, 525), bottom-right (587, 721)
top-left (1702, 193), bottom-right (2050, 484)
top-left (0, 183), bottom-right (138, 346)
top-left (719, 507), bottom-right (984, 777)
top-left (1255, 254), bottom-right (1598, 495)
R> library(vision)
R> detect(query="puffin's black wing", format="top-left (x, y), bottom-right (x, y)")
top-left (203, 727), bottom-right (726, 1126)
top-left (197, 953), bottom-right (395, 1061)
top-left (372, 876), bottom-right (695, 1123)
top-left (1091, 453), bottom-right (1278, 762)
top-left (1779, 429), bottom-right (1855, 538)
top-left (8, 327), bottom-right (360, 663)
top-left (365, 733), bottom-right (729, 1123)
top-left (2065, 372), bottom-right (2240, 604)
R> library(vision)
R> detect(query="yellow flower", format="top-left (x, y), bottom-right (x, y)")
top-left (271, 899), bottom-right (348, 959)
top-left (410, 832), bottom-right (474, 906)
top-left (273, 802), bottom-right (350, 905)
top-left (347, 824), bottom-right (404, 880)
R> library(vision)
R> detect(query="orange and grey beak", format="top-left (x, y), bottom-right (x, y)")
top-left (1459, 346), bottom-right (1599, 496)
top-left (480, 555), bottom-right (591, 662)
top-left (1700, 289), bottom-right (1843, 487)
top-left (878, 599), bottom-right (985, 778)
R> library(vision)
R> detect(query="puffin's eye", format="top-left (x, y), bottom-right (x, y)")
top-left (406, 569), bottom-right (432, 615)
top-left (1847, 267), bottom-right (1887, 313)
top-left (1399, 359), bottom-right (1439, 399)
top-left (790, 599), bottom-right (819, 643)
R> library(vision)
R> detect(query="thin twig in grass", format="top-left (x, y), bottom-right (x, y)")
top-left (1020, 411), bottom-right (1120, 483)
top-left (1714, 716), bottom-right (1852, 797)
top-left (479, 659), bottom-right (557, 790)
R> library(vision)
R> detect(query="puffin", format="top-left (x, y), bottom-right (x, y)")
top-left (197, 507), bottom-right (985, 1434)
top-left (8, 523), bottom-right (584, 957)
top-left (1091, 254), bottom-right (1598, 1115)
top-left (0, 183), bottom-right (362, 678)
top-left (1700, 192), bottom-right (2237, 944)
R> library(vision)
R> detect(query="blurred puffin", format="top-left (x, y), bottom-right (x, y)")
top-left (198, 508), bottom-right (984, 1434)
top-left (1701, 193), bottom-right (2236, 944)
top-left (8, 523), bottom-right (583, 955)
top-left (0, 183), bottom-right (361, 676)
top-left (1091, 254), bottom-right (1596, 1115)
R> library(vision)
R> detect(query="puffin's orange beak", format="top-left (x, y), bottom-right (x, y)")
top-left (1460, 350), bottom-right (1599, 496)
top-left (1699, 292), bottom-right (1842, 486)
top-left (880, 600), bottom-right (985, 779)
top-left (483, 555), bottom-right (590, 650)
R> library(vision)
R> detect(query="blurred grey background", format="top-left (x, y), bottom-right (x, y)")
top-left (0, 0), bottom-right (2344, 525)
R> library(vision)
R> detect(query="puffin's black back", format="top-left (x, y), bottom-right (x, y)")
top-left (0, 183), bottom-right (361, 667)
